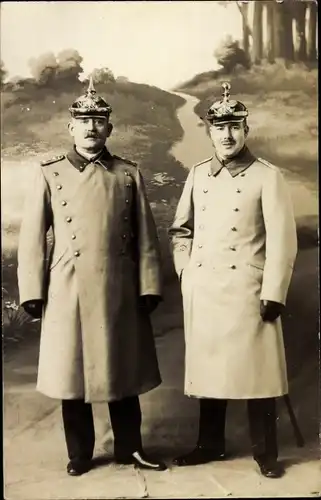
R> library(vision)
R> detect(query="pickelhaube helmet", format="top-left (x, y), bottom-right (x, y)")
top-left (205, 82), bottom-right (248, 124)
top-left (69, 76), bottom-right (112, 118)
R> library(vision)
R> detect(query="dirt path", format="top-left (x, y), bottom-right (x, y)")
top-left (3, 94), bottom-right (320, 500)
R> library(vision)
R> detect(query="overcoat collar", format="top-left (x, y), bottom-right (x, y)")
top-left (210, 146), bottom-right (256, 177)
top-left (67, 146), bottom-right (113, 172)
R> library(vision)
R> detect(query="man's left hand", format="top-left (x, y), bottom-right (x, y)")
top-left (260, 300), bottom-right (284, 322)
top-left (139, 295), bottom-right (161, 314)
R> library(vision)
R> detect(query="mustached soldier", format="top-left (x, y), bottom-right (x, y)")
top-left (169, 82), bottom-right (297, 478)
top-left (18, 78), bottom-right (166, 476)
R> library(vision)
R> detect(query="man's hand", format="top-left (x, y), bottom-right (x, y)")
top-left (22, 300), bottom-right (43, 319)
top-left (260, 300), bottom-right (284, 322)
top-left (139, 295), bottom-right (161, 315)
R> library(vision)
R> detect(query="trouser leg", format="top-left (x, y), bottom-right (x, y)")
top-left (61, 399), bottom-right (95, 461)
top-left (247, 397), bottom-right (278, 461)
top-left (109, 395), bottom-right (143, 457)
top-left (197, 398), bottom-right (228, 452)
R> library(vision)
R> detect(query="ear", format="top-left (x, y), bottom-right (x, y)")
top-left (244, 124), bottom-right (249, 138)
top-left (106, 122), bottom-right (113, 137)
top-left (68, 121), bottom-right (74, 137)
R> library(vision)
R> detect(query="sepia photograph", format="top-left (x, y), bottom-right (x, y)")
top-left (1, 0), bottom-right (319, 498)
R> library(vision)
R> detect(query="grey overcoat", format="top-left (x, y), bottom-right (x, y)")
top-left (18, 147), bottom-right (162, 402)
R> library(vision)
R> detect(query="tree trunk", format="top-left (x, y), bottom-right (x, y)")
top-left (272, 0), bottom-right (282, 60)
top-left (240, 2), bottom-right (250, 58)
top-left (266, 1), bottom-right (275, 63)
top-left (279, 1), bottom-right (295, 62)
top-left (253, 1), bottom-right (264, 64)
top-left (295, 1), bottom-right (307, 61)
top-left (307, 1), bottom-right (317, 61)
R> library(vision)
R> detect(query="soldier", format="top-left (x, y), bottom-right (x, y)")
top-left (169, 82), bottom-right (297, 478)
top-left (17, 78), bottom-right (166, 476)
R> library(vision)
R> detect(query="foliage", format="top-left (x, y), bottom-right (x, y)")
top-left (89, 67), bottom-right (116, 84)
top-left (1, 60), bottom-right (8, 84)
top-left (28, 49), bottom-right (83, 86)
top-left (214, 36), bottom-right (251, 73)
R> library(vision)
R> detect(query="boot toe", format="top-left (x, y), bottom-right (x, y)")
top-left (256, 459), bottom-right (285, 479)
top-left (67, 459), bottom-right (91, 476)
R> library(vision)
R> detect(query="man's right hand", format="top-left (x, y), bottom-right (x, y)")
top-left (22, 300), bottom-right (43, 319)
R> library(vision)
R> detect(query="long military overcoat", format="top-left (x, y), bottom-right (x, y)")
top-left (18, 147), bottom-right (162, 402)
top-left (169, 147), bottom-right (297, 399)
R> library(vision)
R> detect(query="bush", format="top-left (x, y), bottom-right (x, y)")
top-left (214, 36), bottom-right (251, 74)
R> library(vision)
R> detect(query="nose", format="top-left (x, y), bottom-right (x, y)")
top-left (87, 119), bottom-right (96, 131)
top-left (223, 126), bottom-right (232, 140)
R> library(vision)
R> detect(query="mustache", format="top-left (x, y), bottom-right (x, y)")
top-left (221, 140), bottom-right (236, 145)
top-left (85, 133), bottom-right (99, 138)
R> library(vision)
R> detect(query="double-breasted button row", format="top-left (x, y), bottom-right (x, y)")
top-left (195, 263), bottom-right (237, 269)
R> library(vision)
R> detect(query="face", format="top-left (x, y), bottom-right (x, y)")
top-left (68, 116), bottom-right (112, 153)
top-left (209, 121), bottom-right (248, 160)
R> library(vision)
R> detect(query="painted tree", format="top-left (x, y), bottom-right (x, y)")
top-left (307, 1), bottom-right (317, 61)
top-left (294, 1), bottom-right (308, 61)
top-left (91, 67), bottom-right (115, 84)
top-left (252, 1), bottom-right (264, 64)
top-left (236, 1), bottom-right (252, 56)
top-left (28, 52), bottom-right (58, 85)
top-left (0, 60), bottom-right (7, 85)
top-left (56, 49), bottom-right (83, 81)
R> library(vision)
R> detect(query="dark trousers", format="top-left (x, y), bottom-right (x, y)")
top-left (197, 397), bottom-right (278, 461)
top-left (62, 396), bottom-right (142, 461)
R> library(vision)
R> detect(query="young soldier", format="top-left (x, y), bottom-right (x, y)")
top-left (169, 82), bottom-right (297, 478)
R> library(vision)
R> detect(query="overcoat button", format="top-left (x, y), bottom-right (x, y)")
top-left (126, 183), bottom-right (131, 188)
top-left (231, 226), bottom-right (237, 231)
top-left (71, 234), bottom-right (76, 240)
top-left (229, 245), bottom-right (236, 251)
top-left (236, 188), bottom-right (241, 193)
top-left (199, 224), bottom-right (205, 230)
top-left (53, 172), bottom-right (59, 177)
top-left (124, 216), bottom-right (128, 221)
top-left (61, 201), bottom-right (67, 206)
top-left (203, 188), bottom-right (208, 193)
top-left (233, 208), bottom-right (239, 212)
top-left (197, 262), bottom-right (202, 267)
top-left (201, 206), bottom-right (206, 211)
top-left (230, 264), bottom-right (236, 269)
top-left (74, 251), bottom-right (80, 257)
top-left (122, 234), bottom-right (127, 239)
top-left (125, 199), bottom-right (129, 204)
top-left (66, 217), bottom-right (72, 223)
top-left (198, 244), bottom-right (203, 249)
top-left (57, 185), bottom-right (62, 190)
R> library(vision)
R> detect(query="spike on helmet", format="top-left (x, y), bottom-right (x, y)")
top-left (205, 81), bottom-right (248, 124)
top-left (69, 76), bottom-right (112, 118)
